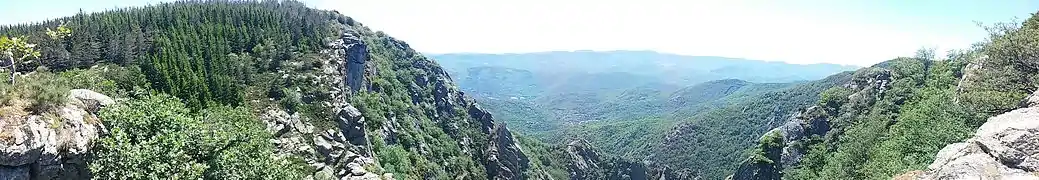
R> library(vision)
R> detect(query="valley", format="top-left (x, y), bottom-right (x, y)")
top-left (0, 1), bottom-right (1037, 180)
top-left (433, 52), bottom-right (856, 137)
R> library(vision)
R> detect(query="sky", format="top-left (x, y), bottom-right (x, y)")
top-left (1, 0), bottom-right (1037, 66)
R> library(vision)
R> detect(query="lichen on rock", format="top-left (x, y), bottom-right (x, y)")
top-left (0, 89), bottom-right (111, 180)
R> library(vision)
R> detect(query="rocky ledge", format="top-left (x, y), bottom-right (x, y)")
top-left (899, 91), bottom-right (1039, 180)
top-left (0, 89), bottom-right (113, 180)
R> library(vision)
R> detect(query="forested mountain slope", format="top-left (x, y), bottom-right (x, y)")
top-left (433, 50), bottom-right (857, 178)
top-left (645, 71), bottom-right (854, 178)
top-left (2, 1), bottom-right (1031, 180)
top-left (433, 51), bottom-right (858, 85)
top-left (476, 71), bottom-right (851, 179)
top-left (730, 11), bottom-right (1039, 180)
top-left (0, 1), bottom-right (678, 179)
top-left (542, 11), bottom-right (1039, 180)
top-left (435, 51), bottom-right (856, 139)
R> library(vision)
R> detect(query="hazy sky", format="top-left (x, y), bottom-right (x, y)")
top-left (2, 0), bottom-right (1037, 66)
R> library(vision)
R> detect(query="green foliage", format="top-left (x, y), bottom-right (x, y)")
top-left (60, 65), bottom-right (150, 97)
top-left (0, 65), bottom-right (142, 113)
top-left (89, 94), bottom-right (307, 179)
top-left (515, 135), bottom-right (570, 180)
top-left (342, 30), bottom-right (496, 179)
top-left (0, 36), bottom-right (41, 62)
top-left (199, 106), bottom-right (312, 179)
top-left (376, 144), bottom-right (416, 175)
top-left (957, 18), bottom-right (1039, 113)
top-left (818, 87), bottom-right (852, 112)
top-left (278, 87), bottom-right (303, 112)
top-left (0, 0), bottom-right (336, 109)
top-left (89, 94), bottom-right (207, 179)
top-left (786, 57), bottom-right (986, 180)
top-left (781, 16), bottom-right (1039, 179)
top-left (646, 71), bottom-right (853, 179)
top-left (0, 35), bottom-right (42, 84)
top-left (45, 24), bottom-right (73, 40)
top-left (735, 130), bottom-right (785, 180)
top-left (562, 118), bottom-right (672, 159)
top-left (0, 1), bottom-right (568, 179)
top-left (752, 131), bottom-right (783, 164)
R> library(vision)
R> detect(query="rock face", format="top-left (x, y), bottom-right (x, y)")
top-left (331, 29), bottom-right (369, 93)
top-left (484, 124), bottom-right (530, 180)
top-left (265, 18), bottom-right (541, 180)
top-left (260, 28), bottom-right (383, 180)
top-left (563, 140), bottom-right (687, 180)
top-left (0, 89), bottom-right (111, 180)
top-left (729, 67), bottom-right (892, 180)
top-left (376, 29), bottom-right (533, 179)
top-left (771, 106), bottom-right (830, 169)
top-left (904, 91), bottom-right (1039, 179)
top-left (565, 140), bottom-right (605, 179)
top-left (262, 108), bottom-right (380, 180)
top-left (729, 136), bottom-right (782, 180)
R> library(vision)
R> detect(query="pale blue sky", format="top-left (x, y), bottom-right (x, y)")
top-left (2, 0), bottom-right (1037, 66)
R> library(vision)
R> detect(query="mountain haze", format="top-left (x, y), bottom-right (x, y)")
top-left (0, 1), bottom-right (684, 179)
top-left (433, 51), bottom-right (858, 138)
top-left (2, 1), bottom-right (1039, 180)
top-left (433, 50), bottom-right (859, 85)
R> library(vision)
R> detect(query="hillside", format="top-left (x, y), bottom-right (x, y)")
top-left (437, 12), bottom-right (1039, 180)
top-left (647, 71), bottom-right (853, 178)
top-left (0, 1), bottom-right (679, 179)
top-left (728, 12), bottom-right (1039, 180)
top-left (433, 51), bottom-right (859, 85)
top-left (436, 51), bottom-right (854, 143)
top-left (503, 74), bottom-right (845, 179)
top-left (2, 1), bottom-right (1035, 180)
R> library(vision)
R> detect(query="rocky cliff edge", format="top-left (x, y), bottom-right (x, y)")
top-left (897, 90), bottom-right (1039, 180)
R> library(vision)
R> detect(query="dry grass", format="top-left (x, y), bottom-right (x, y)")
top-left (0, 106), bottom-right (29, 120)
top-left (84, 114), bottom-right (100, 125)
top-left (0, 126), bottom-right (14, 144)
top-left (0, 105), bottom-right (28, 144)
top-left (891, 170), bottom-right (925, 180)
top-left (43, 112), bottom-right (63, 129)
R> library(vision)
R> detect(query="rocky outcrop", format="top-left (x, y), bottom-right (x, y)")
top-left (484, 124), bottom-right (530, 180)
top-left (728, 132), bottom-right (783, 180)
top-left (329, 29), bottom-right (369, 93)
top-left (314, 16), bottom-right (543, 180)
top-left (729, 106), bottom-right (835, 180)
top-left (844, 68), bottom-right (892, 110)
top-left (68, 89), bottom-right (115, 113)
top-left (730, 67), bottom-right (893, 180)
top-left (902, 91), bottom-right (1039, 179)
top-left (370, 29), bottom-right (534, 179)
top-left (262, 107), bottom-right (382, 180)
top-left (772, 106), bottom-right (830, 169)
top-left (0, 89), bottom-right (111, 180)
top-left (565, 140), bottom-right (605, 179)
top-left (259, 28), bottom-right (385, 180)
top-left (564, 140), bottom-right (687, 180)
top-left (336, 104), bottom-right (373, 157)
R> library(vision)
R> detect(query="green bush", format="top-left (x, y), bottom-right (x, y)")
top-left (28, 79), bottom-right (69, 112)
top-left (818, 87), bottom-right (852, 112)
top-left (89, 94), bottom-right (307, 179)
top-left (0, 70), bottom-right (70, 113)
top-left (787, 58), bottom-right (989, 180)
top-left (278, 88), bottom-right (302, 112)
top-left (0, 65), bottom-right (148, 114)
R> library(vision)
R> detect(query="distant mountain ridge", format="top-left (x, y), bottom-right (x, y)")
top-left (432, 50), bottom-right (859, 85)
top-left (433, 51), bottom-right (856, 137)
